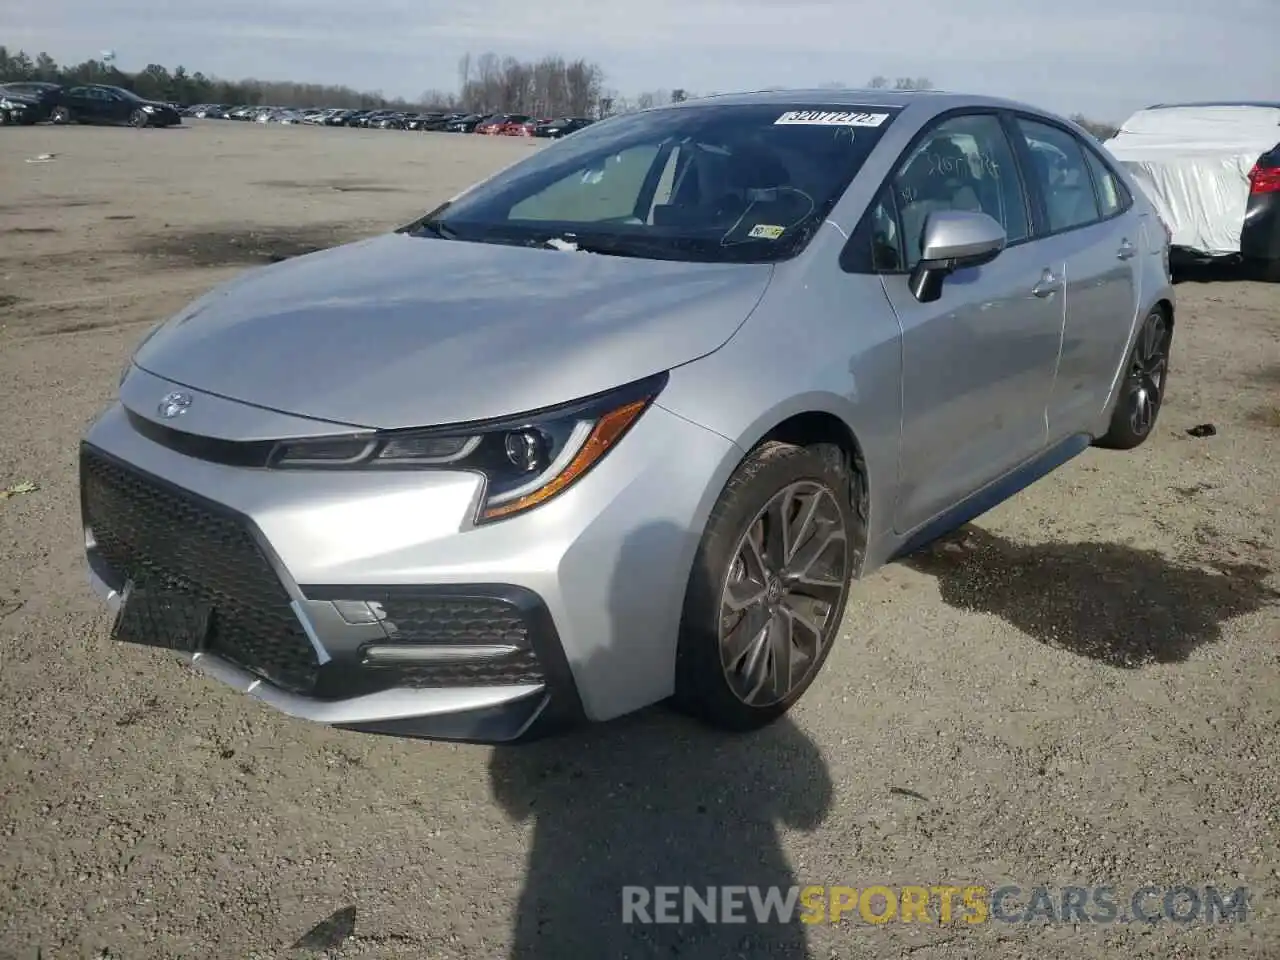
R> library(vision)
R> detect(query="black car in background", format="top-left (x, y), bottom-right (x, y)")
top-left (533, 116), bottom-right (594, 138)
top-left (1243, 141), bottom-right (1280, 281)
top-left (0, 86), bottom-right (42, 124)
top-left (0, 81), bottom-right (62, 123)
top-left (51, 84), bottom-right (182, 127)
top-left (445, 113), bottom-right (490, 133)
top-left (408, 112), bottom-right (455, 131)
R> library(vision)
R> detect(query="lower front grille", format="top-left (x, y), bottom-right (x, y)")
top-left (366, 596), bottom-right (546, 688)
top-left (81, 447), bottom-right (320, 695)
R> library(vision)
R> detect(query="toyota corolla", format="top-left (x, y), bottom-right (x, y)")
top-left (80, 89), bottom-right (1175, 743)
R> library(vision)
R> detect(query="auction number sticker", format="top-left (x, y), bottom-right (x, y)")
top-left (747, 224), bottom-right (786, 239)
top-left (774, 110), bottom-right (889, 127)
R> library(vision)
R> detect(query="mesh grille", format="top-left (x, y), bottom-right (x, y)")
top-left (81, 448), bottom-right (319, 695)
top-left (372, 596), bottom-right (544, 687)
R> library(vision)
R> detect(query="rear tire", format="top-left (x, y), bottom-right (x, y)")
top-left (50, 106), bottom-right (71, 125)
top-left (1096, 307), bottom-right (1172, 450)
top-left (673, 441), bottom-right (860, 731)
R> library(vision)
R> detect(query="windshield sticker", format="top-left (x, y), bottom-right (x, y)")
top-left (774, 110), bottom-right (888, 127)
top-left (747, 224), bottom-right (786, 240)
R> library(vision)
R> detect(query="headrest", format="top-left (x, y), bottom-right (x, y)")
top-left (724, 147), bottom-right (790, 190)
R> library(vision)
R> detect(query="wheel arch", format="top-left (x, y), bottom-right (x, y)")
top-left (717, 402), bottom-right (876, 575)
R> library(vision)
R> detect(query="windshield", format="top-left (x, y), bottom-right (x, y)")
top-left (412, 102), bottom-right (899, 263)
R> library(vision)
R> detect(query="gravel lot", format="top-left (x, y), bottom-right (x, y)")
top-left (1, 120), bottom-right (1278, 960)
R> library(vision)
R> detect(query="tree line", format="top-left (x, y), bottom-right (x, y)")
top-left (0, 45), bottom-right (1120, 135)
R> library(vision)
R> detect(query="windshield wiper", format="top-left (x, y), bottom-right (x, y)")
top-left (534, 234), bottom-right (694, 260)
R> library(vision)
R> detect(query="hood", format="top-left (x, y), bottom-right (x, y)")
top-left (133, 232), bottom-right (773, 430)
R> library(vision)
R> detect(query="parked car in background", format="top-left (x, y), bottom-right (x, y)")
top-left (1105, 101), bottom-right (1280, 280)
top-left (0, 85), bottom-right (43, 124)
top-left (375, 112), bottom-right (414, 129)
top-left (473, 114), bottom-right (518, 135)
top-left (446, 113), bottom-right (490, 133)
top-left (0, 81), bottom-right (62, 123)
top-left (409, 112), bottom-right (456, 131)
top-left (50, 84), bottom-right (181, 127)
top-left (478, 114), bottom-right (534, 135)
top-left (184, 103), bottom-right (227, 118)
top-left (534, 117), bottom-right (594, 139)
top-left (83, 89), bottom-right (1175, 744)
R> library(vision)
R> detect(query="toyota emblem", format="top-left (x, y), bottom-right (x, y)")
top-left (157, 391), bottom-right (192, 419)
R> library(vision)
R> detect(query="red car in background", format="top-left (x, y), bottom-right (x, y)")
top-left (504, 118), bottom-right (549, 137)
top-left (476, 114), bottom-right (533, 135)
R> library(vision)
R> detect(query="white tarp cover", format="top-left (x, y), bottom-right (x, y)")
top-left (1104, 105), bottom-right (1280, 256)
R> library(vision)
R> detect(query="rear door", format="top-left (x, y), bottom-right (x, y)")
top-left (855, 111), bottom-right (1066, 534)
top-left (1009, 116), bottom-right (1142, 438)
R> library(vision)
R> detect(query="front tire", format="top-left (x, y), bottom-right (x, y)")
top-left (673, 441), bottom-right (860, 731)
top-left (129, 109), bottom-right (149, 128)
top-left (50, 106), bottom-right (72, 125)
top-left (1096, 307), bottom-right (1172, 450)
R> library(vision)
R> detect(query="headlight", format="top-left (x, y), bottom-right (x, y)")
top-left (269, 372), bottom-right (667, 523)
top-left (142, 105), bottom-right (156, 113)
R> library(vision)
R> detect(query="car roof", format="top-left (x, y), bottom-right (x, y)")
top-left (1145, 101), bottom-right (1280, 110)
top-left (664, 87), bottom-right (1041, 114)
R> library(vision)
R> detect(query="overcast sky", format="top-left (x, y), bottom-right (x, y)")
top-left (4, 0), bottom-right (1276, 121)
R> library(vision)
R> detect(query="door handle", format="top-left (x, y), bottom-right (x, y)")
top-left (1117, 239), bottom-right (1137, 260)
top-left (1032, 269), bottom-right (1061, 298)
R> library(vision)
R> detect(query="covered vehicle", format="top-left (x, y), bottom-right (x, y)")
top-left (1104, 102), bottom-right (1280, 278)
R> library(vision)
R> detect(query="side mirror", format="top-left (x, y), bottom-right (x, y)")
top-left (908, 210), bottom-right (1007, 303)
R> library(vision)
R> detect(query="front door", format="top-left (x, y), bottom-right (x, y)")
top-left (106, 91), bottom-right (134, 123)
top-left (1010, 116), bottom-right (1143, 438)
top-left (875, 112), bottom-right (1066, 534)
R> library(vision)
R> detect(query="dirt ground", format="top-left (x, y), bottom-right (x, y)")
top-left (0, 120), bottom-right (1278, 960)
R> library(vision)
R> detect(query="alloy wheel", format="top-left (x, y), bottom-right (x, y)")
top-left (718, 481), bottom-right (848, 707)
top-left (1128, 312), bottom-right (1169, 436)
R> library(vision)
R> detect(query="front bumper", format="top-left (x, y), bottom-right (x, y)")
top-left (81, 368), bottom-right (738, 742)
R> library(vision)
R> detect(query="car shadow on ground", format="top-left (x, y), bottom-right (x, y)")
top-left (488, 518), bottom-right (835, 958)
top-left (489, 712), bottom-right (831, 958)
top-left (901, 524), bottom-right (1279, 666)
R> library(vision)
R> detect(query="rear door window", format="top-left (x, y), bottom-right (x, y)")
top-left (1081, 146), bottom-right (1130, 218)
top-left (1015, 118), bottom-right (1103, 234)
